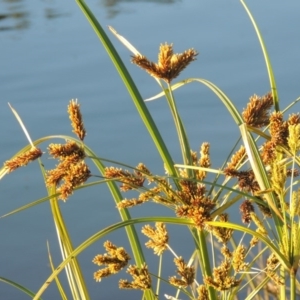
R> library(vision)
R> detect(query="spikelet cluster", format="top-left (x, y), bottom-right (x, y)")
top-left (93, 241), bottom-right (131, 282)
top-left (131, 43), bottom-right (198, 83)
top-left (119, 263), bottom-right (152, 290)
top-left (68, 99), bottom-right (86, 141)
top-left (46, 100), bottom-right (90, 200)
top-left (106, 147), bottom-right (215, 230)
top-left (242, 92), bottom-right (273, 128)
top-left (209, 214), bottom-right (233, 244)
top-left (204, 259), bottom-right (241, 291)
top-left (169, 257), bottom-right (195, 288)
top-left (141, 222), bottom-right (169, 256)
top-left (265, 253), bottom-right (284, 286)
top-left (4, 147), bottom-right (43, 173)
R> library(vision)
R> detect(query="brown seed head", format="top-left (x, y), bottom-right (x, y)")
top-left (141, 222), bottom-right (169, 256)
top-left (232, 245), bottom-right (248, 272)
top-left (210, 214), bottom-right (233, 244)
top-left (119, 263), bottom-right (152, 290)
top-left (93, 241), bottom-right (131, 282)
top-left (4, 147), bottom-right (43, 173)
top-left (269, 112), bottom-right (289, 146)
top-left (68, 99), bottom-right (86, 141)
top-left (226, 145), bottom-right (246, 170)
top-left (197, 285), bottom-right (209, 300)
top-left (239, 199), bottom-right (255, 224)
top-left (204, 260), bottom-right (241, 291)
top-left (48, 141), bottom-right (85, 160)
top-left (104, 166), bottom-right (145, 191)
top-left (131, 43), bottom-right (198, 83)
top-left (169, 257), bottom-right (195, 288)
top-left (242, 92), bottom-right (273, 128)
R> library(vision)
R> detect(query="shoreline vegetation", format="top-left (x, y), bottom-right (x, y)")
top-left (1, 0), bottom-right (300, 299)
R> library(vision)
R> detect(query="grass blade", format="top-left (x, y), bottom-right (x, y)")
top-left (240, 0), bottom-right (279, 111)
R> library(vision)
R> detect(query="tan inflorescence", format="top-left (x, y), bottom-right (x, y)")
top-left (239, 199), bottom-right (255, 224)
top-left (131, 43), bottom-right (198, 83)
top-left (4, 147), bottom-right (43, 173)
top-left (232, 245), bottom-right (248, 272)
top-left (196, 285), bottom-right (209, 300)
top-left (46, 100), bottom-right (90, 201)
top-left (242, 92), bottom-right (273, 128)
top-left (265, 253), bottom-right (284, 286)
top-left (261, 112), bottom-right (300, 165)
top-left (197, 142), bottom-right (211, 180)
top-left (169, 257), bottom-right (195, 288)
top-left (204, 259), bottom-right (241, 291)
top-left (106, 147), bottom-right (215, 230)
top-left (46, 141), bottom-right (90, 201)
top-left (119, 263), bottom-right (152, 290)
top-left (93, 241), bottom-right (131, 282)
top-left (68, 99), bottom-right (86, 141)
top-left (141, 222), bottom-right (169, 256)
top-left (209, 213), bottom-right (233, 244)
top-left (105, 163), bottom-right (150, 192)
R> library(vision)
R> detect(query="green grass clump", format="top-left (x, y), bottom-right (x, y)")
top-left (1, 0), bottom-right (300, 299)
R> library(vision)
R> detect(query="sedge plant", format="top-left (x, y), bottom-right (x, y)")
top-left (1, 0), bottom-right (300, 299)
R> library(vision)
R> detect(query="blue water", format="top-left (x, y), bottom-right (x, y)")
top-left (1, 0), bottom-right (300, 299)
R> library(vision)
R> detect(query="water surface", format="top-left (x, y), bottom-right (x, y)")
top-left (1, 0), bottom-right (300, 298)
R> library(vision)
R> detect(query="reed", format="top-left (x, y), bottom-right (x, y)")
top-left (1, 0), bottom-right (300, 299)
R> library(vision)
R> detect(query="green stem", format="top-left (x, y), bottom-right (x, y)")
top-left (156, 255), bottom-right (163, 296)
top-left (165, 83), bottom-right (194, 173)
top-left (290, 268), bottom-right (296, 300)
top-left (197, 230), bottom-right (217, 300)
top-left (280, 266), bottom-right (286, 300)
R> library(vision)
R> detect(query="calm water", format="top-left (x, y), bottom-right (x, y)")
top-left (1, 0), bottom-right (300, 298)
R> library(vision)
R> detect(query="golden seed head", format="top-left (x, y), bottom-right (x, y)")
top-left (242, 92), bottom-right (273, 128)
top-left (250, 212), bottom-right (268, 236)
top-left (266, 253), bottom-right (284, 286)
top-left (141, 222), bottom-right (169, 256)
top-left (48, 141), bottom-right (85, 160)
top-left (270, 161), bottom-right (286, 197)
top-left (68, 99), bottom-right (86, 141)
top-left (93, 241), bottom-right (131, 282)
top-left (117, 198), bottom-right (145, 209)
top-left (221, 245), bottom-right (232, 259)
top-left (226, 145), bottom-right (246, 170)
top-left (4, 147), bottom-right (43, 173)
top-left (232, 245), bottom-right (248, 272)
top-left (269, 111), bottom-right (289, 146)
top-left (210, 214), bottom-right (233, 244)
top-left (119, 263), bottom-right (152, 290)
top-left (175, 193), bottom-right (215, 230)
top-left (169, 257), bottom-right (195, 288)
top-left (204, 260), bottom-right (241, 291)
top-left (197, 285), bottom-right (209, 300)
top-left (104, 166), bottom-right (145, 191)
top-left (131, 43), bottom-right (198, 83)
top-left (197, 142), bottom-right (211, 180)
top-left (261, 140), bottom-right (276, 165)
top-left (288, 123), bottom-right (300, 155)
top-left (250, 236), bottom-right (259, 247)
top-left (288, 113), bottom-right (300, 126)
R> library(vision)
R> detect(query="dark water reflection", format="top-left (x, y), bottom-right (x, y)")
top-left (0, 0), bottom-right (178, 31)
top-left (0, 0), bottom-right (28, 31)
top-left (101, 0), bottom-right (179, 18)
top-left (0, 0), bottom-right (68, 31)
